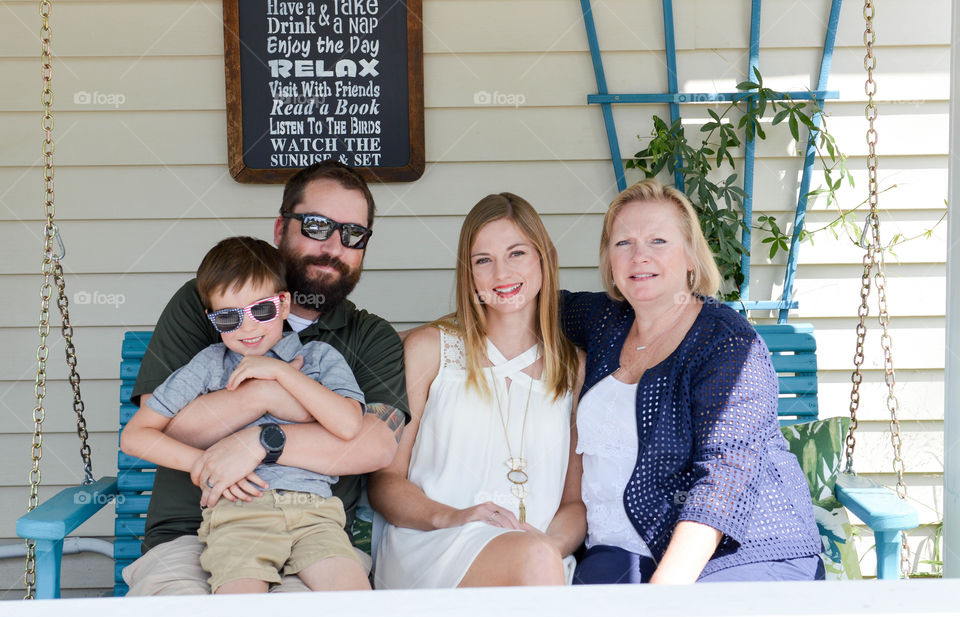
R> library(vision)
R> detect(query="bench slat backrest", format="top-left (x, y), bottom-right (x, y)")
top-left (115, 332), bottom-right (154, 596)
top-left (753, 323), bottom-right (819, 425)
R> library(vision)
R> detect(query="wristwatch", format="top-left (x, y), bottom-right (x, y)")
top-left (259, 423), bottom-right (286, 465)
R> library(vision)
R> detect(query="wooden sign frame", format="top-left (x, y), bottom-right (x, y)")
top-left (223, 0), bottom-right (424, 183)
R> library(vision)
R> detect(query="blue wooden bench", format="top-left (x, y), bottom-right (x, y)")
top-left (18, 327), bottom-right (918, 598)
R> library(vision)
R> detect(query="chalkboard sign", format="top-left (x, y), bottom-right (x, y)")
top-left (223, 0), bottom-right (424, 183)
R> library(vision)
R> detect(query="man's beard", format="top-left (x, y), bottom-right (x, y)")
top-left (279, 240), bottom-right (362, 314)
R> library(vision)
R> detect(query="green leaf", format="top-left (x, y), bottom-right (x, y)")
top-left (773, 109), bottom-right (790, 125)
top-left (789, 113), bottom-right (799, 141)
top-left (736, 81), bottom-right (760, 91)
top-left (799, 113), bottom-right (818, 131)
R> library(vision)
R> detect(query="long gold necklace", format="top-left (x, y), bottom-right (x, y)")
top-left (491, 371), bottom-right (533, 523)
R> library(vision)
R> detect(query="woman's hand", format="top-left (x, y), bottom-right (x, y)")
top-left (435, 502), bottom-right (523, 530)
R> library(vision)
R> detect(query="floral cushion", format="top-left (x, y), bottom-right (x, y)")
top-left (351, 505), bottom-right (374, 555)
top-left (780, 416), bottom-right (862, 580)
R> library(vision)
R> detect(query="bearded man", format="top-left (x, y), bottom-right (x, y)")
top-left (124, 161), bottom-right (408, 595)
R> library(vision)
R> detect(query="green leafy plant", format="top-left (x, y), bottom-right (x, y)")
top-left (909, 520), bottom-right (943, 578)
top-left (627, 68), bottom-right (854, 301)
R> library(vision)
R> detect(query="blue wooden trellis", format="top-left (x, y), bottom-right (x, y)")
top-left (580, 0), bottom-right (844, 323)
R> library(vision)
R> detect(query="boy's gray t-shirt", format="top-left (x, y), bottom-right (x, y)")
top-left (146, 331), bottom-right (365, 498)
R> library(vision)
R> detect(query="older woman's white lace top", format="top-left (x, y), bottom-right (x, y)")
top-left (577, 374), bottom-right (653, 557)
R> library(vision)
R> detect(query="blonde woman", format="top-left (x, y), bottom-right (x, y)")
top-left (564, 179), bottom-right (822, 584)
top-left (369, 193), bottom-right (586, 588)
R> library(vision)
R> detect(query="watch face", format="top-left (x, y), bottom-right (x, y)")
top-left (261, 424), bottom-right (285, 450)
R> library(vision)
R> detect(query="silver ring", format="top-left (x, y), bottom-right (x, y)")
top-left (206, 480), bottom-right (215, 489)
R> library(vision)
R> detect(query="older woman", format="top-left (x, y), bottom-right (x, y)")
top-left (563, 179), bottom-right (823, 584)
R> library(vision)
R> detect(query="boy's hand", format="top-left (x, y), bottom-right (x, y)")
top-left (226, 355), bottom-right (304, 391)
top-left (218, 473), bottom-right (269, 503)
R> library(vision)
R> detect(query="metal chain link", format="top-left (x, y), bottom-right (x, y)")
top-left (54, 256), bottom-right (94, 485)
top-left (25, 0), bottom-right (55, 599)
top-left (24, 0), bottom-right (94, 599)
top-left (852, 0), bottom-right (912, 579)
top-left (845, 241), bottom-right (872, 473)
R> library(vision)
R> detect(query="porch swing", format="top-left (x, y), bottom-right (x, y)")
top-left (16, 0), bottom-right (920, 602)
top-left (579, 0), bottom-right (918, 579)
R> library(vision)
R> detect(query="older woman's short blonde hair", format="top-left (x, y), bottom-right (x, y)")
top-left (599, 178), bottom-right (722, 301)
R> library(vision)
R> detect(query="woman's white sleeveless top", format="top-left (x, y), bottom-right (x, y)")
top-left (375, 328), bottom-right (575, 588)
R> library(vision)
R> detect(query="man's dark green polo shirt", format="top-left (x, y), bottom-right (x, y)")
top-left (132, 279), bottom-right (409, 552)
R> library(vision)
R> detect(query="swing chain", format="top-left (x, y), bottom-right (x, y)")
top-left (853, 0), bottom-right (912, 579)
top-left (25, 0), bottom-right (94, 599)
top-left (55, 251), bottom-right (94, 486)
top-left (845, 241), bottom-right (871, 473)
top-left (25, 0), bottom-right (55, 599)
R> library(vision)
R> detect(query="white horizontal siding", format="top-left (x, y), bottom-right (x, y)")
top-left (0, 46), bottom-right (950, 113)
top-left (0, 103), bottom-right (950, 167)
top-left (0, 1), bottom-right (949, 58)
top-left (0, 158), bottom-right (948, 225)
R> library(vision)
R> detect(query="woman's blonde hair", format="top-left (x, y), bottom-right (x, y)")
top-left (599, 178), bottom-right (721, 300)
top-left (437, 193), bottom-right (577, 402)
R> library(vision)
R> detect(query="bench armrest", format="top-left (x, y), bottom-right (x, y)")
top-left (16, 477), bottom-right (118, 599)
top-left (17, 476), bottom-right (119, 541)
top-left (835, 473), bottom-right (918, 532)
top-left (835, 472), bottom-right (918, 580)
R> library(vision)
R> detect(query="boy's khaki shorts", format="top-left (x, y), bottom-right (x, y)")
top-left (198, 491), bottom-right (360, 591)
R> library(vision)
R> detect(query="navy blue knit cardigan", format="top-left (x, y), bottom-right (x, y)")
top-left (561, 291), bottom-right (821, 575)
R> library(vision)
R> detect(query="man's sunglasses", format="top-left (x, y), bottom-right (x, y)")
top-left (206, 295), bottom-right (283, 334)
top-left (282, 212), bottom-right (373, 249)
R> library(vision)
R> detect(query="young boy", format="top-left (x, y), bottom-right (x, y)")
top-left (121, 236), bottom-right (370, 594)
